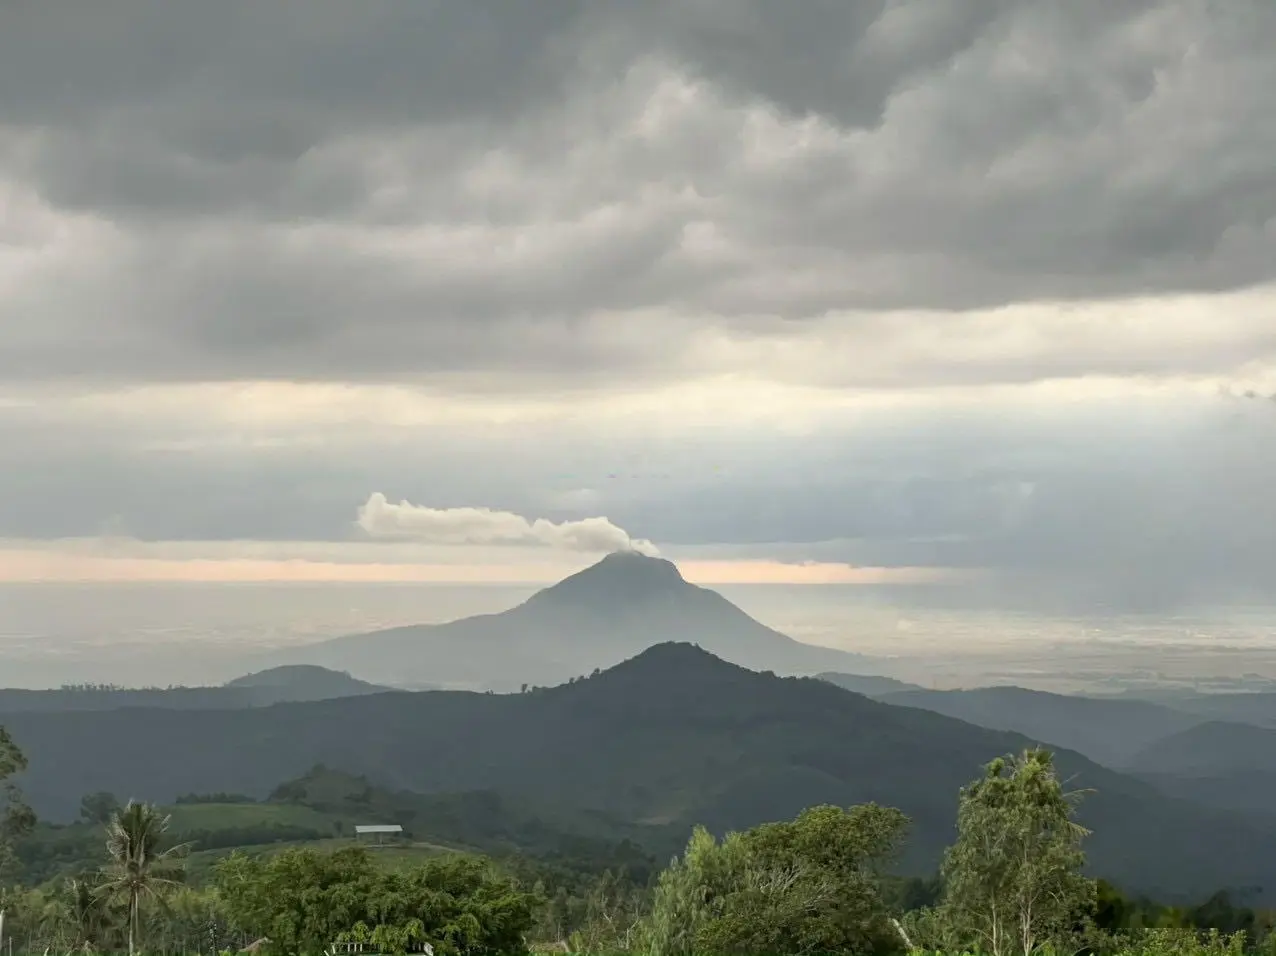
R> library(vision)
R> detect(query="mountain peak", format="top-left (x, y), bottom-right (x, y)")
top-left (525, 550), bottom-right (691, 609)
top-left (622, 640), bottom-right (726, 669)
top-left (548, 642), bottom-right (761, 698)
top-left (594, 549), bottom-right (684, 581)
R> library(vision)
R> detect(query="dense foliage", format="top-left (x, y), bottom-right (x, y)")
top-left (215, 847), bottom-right (536, 956)
top-left (1, 726), bottom-right (36, 878)
top-left (645, 803), bottom-right (911, 956)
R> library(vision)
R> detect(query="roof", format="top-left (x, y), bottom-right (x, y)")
top-left (354, 824), bottom-right (403, 834)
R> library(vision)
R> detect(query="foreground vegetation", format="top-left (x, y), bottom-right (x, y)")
top-left (2, 725), bottom-right (1272, 956)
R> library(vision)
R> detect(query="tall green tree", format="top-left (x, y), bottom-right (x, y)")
top-left (647, 803), bottom-right (910, 956)
top-left (940, 748), bottom-right (1095, 956)
top-left (96, 801), bottom-right (189, 956)
top-left (0, 727), bottom-right (36, 877)
top-left (646, 826), bottom-right (733, 956)
top-left (0, 726), bottom-right (36, 956)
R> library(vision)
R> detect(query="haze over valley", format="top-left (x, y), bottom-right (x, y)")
top-left (7, 575), bottom-right (1276, 693)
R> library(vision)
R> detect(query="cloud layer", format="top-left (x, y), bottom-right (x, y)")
top-left (2, 1), bottom-right (1274, 388)
top-left (1, 2), bottom-right (1275, 613)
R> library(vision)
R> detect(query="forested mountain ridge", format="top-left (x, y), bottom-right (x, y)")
top-left (7, 643), bottom-right (1276, 901)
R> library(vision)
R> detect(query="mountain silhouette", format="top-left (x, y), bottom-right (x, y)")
top-left (223, 665), bottom-right (389, 698)
top-left (275, 551), bottom-right (890, 689)
top-left (0, 665), bottom-right (389, 713)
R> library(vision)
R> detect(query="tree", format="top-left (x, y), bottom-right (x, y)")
top-left (647, 803), bottom-right (910, 956)
top-left (96, 801), bottom-right (190, 956)
top-left (59, 875), bottom-right (117, 954)
top-left (646, 825), bottom-right (731, 956)
top-left (1, 726), bottom-right (35, 945)
top-left (566, 868), bottom-right (649, 954)
top-left (1, 727), bottom-right (35, 863)
top-left (80, 791), bottom-right (122, 826)
top-left (217, 847), bottom-right (381, 956)
top-left (216, 847), bottom-right (537, 956)
top-left (939, 748), bottom-right (1095, 956)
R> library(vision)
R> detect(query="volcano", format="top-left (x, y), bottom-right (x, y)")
top-left (277, 551), bottom-right (889, 689)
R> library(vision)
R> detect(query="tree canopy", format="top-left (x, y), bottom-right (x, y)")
top-left (646, 803), bottom-right (910, 956)
top-left (214, 847), bottom-right (537, 956)
top-left (1, 727), bottom-right (35, 878)
top-left (938, 747), bottom-right (1096, 956)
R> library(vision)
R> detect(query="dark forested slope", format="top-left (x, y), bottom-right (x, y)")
top-left (6, 643), bottom-right (1276, 900)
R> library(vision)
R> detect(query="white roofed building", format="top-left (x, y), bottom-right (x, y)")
top-left (353, 823), bottom-right (403, 846)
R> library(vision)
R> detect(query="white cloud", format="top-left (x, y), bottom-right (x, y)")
top-left (355, 492), bottom-right (659, 556)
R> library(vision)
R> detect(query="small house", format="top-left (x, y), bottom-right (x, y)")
top-left (353, 823), bottom-right (403, 846)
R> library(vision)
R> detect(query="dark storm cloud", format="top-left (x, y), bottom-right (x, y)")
top-left (1, 1), bottom-right (1275, 384)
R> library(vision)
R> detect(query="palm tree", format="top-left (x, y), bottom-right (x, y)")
top-left (95, 801), bottom-right (190, 956)
top-left (60, 874), bottom-right (115, 954)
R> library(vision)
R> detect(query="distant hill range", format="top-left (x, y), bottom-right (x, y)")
top-left (9, 643), bottom-right (1276, 902)
top-left (818, 676), bottom-right (1205, 769)
top-left (816, 672), bottom-right (926, 697)
top-left (0, 665), bottom-right (391, 713)
top-left (271, 551), bottom-right (893, 689)
top-left (817, 673), bottom-right (1276, 775)
top-left (1118, 719), bottom-right (1276, 815)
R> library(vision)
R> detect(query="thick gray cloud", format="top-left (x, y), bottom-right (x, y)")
top-left (2, 2), bottom-right (1276, 615)
top-left (1, 1), bottom-right (1275, 384)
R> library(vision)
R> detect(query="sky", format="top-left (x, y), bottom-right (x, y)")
top-left (2, 1), bottom-right (1276, 613)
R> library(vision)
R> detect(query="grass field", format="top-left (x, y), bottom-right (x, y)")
top-left (166, 801), bottom-right (340, 832)
top-left (166, 801), bottom-right (465, 883)
top-left (21, 797), bottom-right (533, 888)
top-left (183, 835), bottom-right (461, 881)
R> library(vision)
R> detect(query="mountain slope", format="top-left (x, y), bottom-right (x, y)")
top-left (1158, 692), bottom-right (1276, 728)
top-left (1121, 721), bottom-right (1276, 815)
top-left (7, 643), bottom-right (1276, 901)
top-left (1131, 770), bottom-right (1276, 816)
top-left (872, 686), bottom-right (1204, 768)
top-left (1125, 720), bottom-right (1276, 776)
top-left (276, 551), bottom-right (889, 688)
top-left (817, 672), bottom-right (926, 696)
